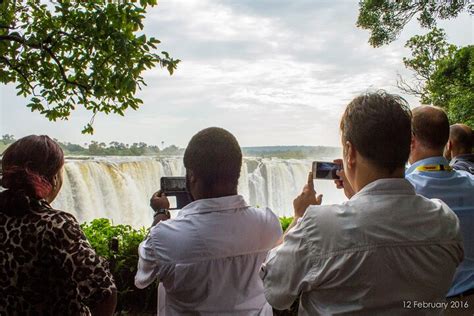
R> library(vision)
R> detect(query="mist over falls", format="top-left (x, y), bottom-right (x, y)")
top-left (53, 156), bottom-right (346, 227)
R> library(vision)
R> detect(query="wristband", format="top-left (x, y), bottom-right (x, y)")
top-left (154, 208), bottom-right (170, 218)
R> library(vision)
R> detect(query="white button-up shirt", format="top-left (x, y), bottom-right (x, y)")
top-left (135, 195), bottom-right (282, 315)
top-left (262, 179), bottom-right (463, 315)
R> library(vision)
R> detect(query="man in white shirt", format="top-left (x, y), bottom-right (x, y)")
top-left (261, 91), bottom-right (463, 315)
top-left (135, 127), bottom-right (282, 315)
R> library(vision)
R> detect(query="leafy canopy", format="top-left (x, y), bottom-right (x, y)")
top-left (357, 0), bottom-right (471, 47)
top-left (397, 27), bottom-right (457, 98)
top-left (357, 0), bottom-right (473, 127)
top-left (426, 45), bottom-right (474, 128)
top-left (0, 0), bottom-right (180, 134)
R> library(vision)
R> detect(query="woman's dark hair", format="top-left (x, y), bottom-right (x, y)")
top-left (184, 127), bottom-right (242, 189)
top-left (1, 135), bottom-right (64, 199)
top-left (340, 90), bottom-right (412, 173)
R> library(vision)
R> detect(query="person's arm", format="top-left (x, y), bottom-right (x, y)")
top-left (45, 213), bottom-right (117, 315)
top-left (135, 230), bottom-right (161, 289)
top-left (262, 214), bottom-right (317, 310)
top-left (149, 190), bottom-right (171, 227)
top-left (91, 288), bottom-right (117, 316)
top-left (274, 172), bottom-right (322, 245)
top-left (135, 191), bottom-right (174, 288)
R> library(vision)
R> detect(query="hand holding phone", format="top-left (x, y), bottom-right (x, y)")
top-left (160, 176), bottom-right (192, 209)
top-left (150, 190), bottom-right (170, 212)
top-left (312, 161), bottom-right (341, 180)
top-left (332, 159), bottom-right (355, 199)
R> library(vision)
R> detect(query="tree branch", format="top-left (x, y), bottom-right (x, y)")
top-left (43, 46), bottom-right (90, 91)
top-left (0, 33), bottom-right (90, 91)
top-left (396, 74), bottom-right (424, 97)
top-left (0, 56), bottom-right (34, 91)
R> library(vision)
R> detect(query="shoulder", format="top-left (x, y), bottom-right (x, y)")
top-left (298, 203), bottom-right (347, 239)
top-left (34, 206), bottom-right (81, 228)
top-left (455, 169), bottom-right (474, 181)
top-left (304, 203), bottom-right (347, 223)
top-left (146, 217), bottom-right (201, 262)
top-left (35, 207), bottom-right (86, 243)
top-left (250, 206), bottom-right (283, 238)
top-left (249, 206), bottom-right (281, 226)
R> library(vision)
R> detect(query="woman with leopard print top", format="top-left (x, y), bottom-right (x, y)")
top-left (0, 135), bottom-right (117, 315)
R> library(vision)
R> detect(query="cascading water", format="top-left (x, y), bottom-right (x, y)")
top-left (53, 156), bottom-right (345, 227)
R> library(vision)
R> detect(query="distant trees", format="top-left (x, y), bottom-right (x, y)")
top-left (357, 0), bottom-right (473, 128)
top-left (0, 135), bottom-right (183, 156)
top-left (1, 134), bottom-right (15, 144)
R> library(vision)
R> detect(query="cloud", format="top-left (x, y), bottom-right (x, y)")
top-left (1, 1), bottom-right (470, 147)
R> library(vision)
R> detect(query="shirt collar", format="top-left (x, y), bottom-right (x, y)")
top-left (351, 178), bottom-right (415, 200)
top-left (178, 195), bottom-right (249, 216)
top-left (406, 156), bottom-right (449, 175)
top-left (453, 153), bottom-right (474, 163)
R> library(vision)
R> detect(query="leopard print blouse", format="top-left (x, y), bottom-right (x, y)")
top-left (0, 190), bottom-right (115, 315)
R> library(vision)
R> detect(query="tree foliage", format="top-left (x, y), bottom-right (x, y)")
top-left (357, 0), bottom-right (471, 47)
top-left (0, 0), bottom-right (180, 134)
top-left (397, 27), bottom-right (456, 98)
top-left (425, 45), bottom-right (474, 128)
top-left (357, 0), bottom-right (473, 127)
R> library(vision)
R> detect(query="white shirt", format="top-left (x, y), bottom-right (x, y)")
top-left (262, 179), bottom-right (463, 315)
top-left (135, 195), bottom-right (282, 315)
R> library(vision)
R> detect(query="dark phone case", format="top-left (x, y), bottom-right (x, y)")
top-left (160, 177), bottom-right (192, 209)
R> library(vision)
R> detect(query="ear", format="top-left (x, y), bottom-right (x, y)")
top-left (187, 169), bottom-right (197, 184)
top-left (446, 140), bottom-right (452, 152)
top-left (344, 141), bottom-right (356, 169)
top-left (50, 174), bottom-right (58, 188)
top-left (410, 134), bottom-right (416, 151)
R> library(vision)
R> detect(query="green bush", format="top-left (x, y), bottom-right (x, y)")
top-left (279, 216), bottom-right (293, 232)
top-left (81, 218), bottom-right (157, 314)
top-left (82, 217), bottom-right (296, 314)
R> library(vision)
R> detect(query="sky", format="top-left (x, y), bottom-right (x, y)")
top-left (0, 0), bottom-right (472, 148)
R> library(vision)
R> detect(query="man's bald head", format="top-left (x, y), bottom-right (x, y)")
top-left (412, 106), bottom-right (450, 151)
top-left (450, 124), bottom-right (473, 154)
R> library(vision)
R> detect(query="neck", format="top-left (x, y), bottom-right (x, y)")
top-left (352, 165), bottom-right (405, 193)
top-left (410, 148), bottom-right (444, 164)
top-left (452, 149), bottom-right (470, 159)
top-left (192, 182), bottom-right (237, 200)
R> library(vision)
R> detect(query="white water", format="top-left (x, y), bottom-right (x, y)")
top-left (53, 156), bottom-right (346, 227)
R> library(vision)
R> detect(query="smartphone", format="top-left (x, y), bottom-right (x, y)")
top-left (312, 161), bottom-right (341, 180)
top-left (160, 176), bottom-right (192, 209)
top-left (161, 176), bottom-right (187, 193)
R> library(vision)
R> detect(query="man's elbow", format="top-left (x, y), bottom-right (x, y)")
top-left (263, 284), bottom-right (295, 311)
top-left (134, 274), bottom-right (151, 289)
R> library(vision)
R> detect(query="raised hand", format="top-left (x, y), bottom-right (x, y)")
top-left (150, 190), bottom-right (170, 211)
top-left (293, 171), bottom-right (323, 218)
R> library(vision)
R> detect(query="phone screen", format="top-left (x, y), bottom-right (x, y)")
top-left (160, 177), bottom-right (187, 193)
top-left (160, 176), bottom-right (192, 209)
top-left (312, 161), bottom-right (340, 180)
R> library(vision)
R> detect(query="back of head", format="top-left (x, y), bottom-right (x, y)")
top-left (184, 127), bottom-right (242, 189)
top-left (412, 106), bottom-right (450, 152)
top-left (450, 124), bottom-right (473, 154)
top-left (340, 90), bottom-right (412, 173)
top-left (1, 135), bottom-right (64, 200)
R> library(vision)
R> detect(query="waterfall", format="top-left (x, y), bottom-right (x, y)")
top-left (53, 156), bottom-right (345, 227)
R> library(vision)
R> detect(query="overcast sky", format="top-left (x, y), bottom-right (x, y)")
top-left (1, 1), bottom-right (472, 148)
